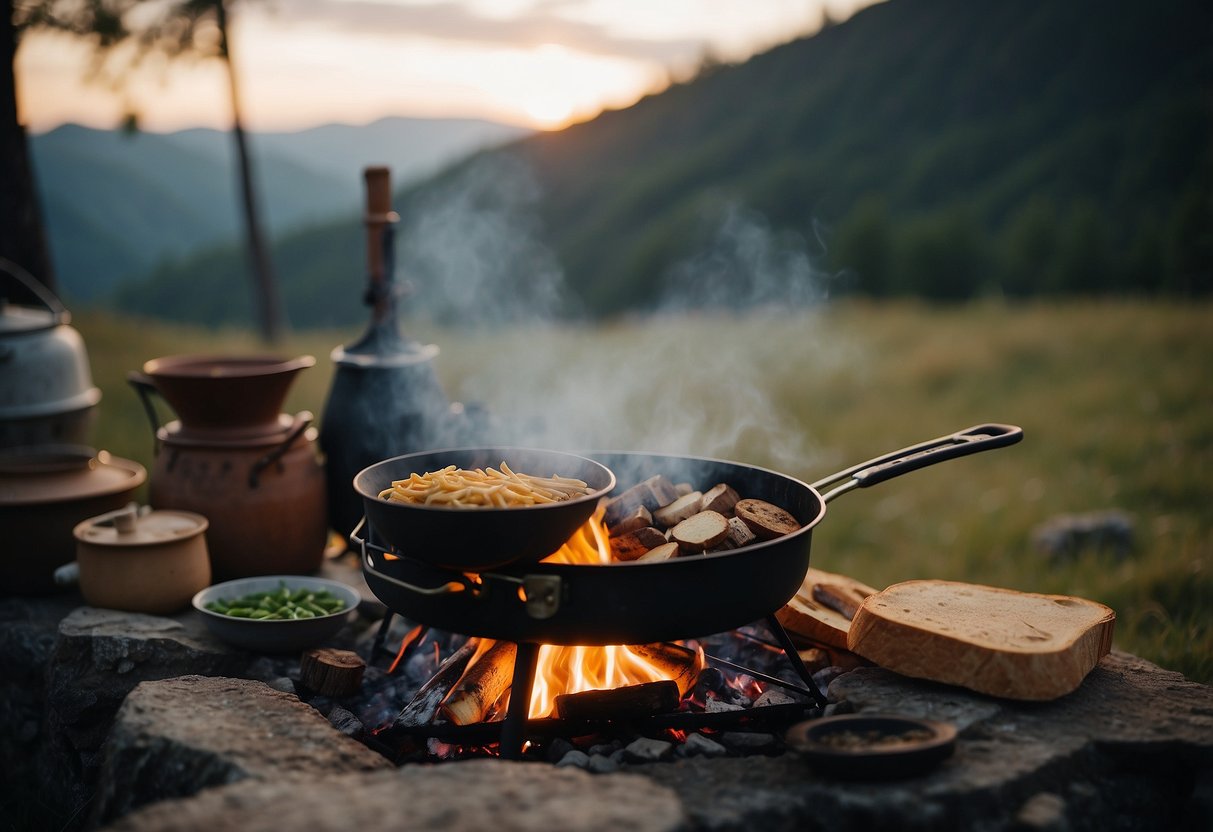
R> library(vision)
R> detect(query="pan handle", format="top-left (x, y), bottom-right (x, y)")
top-left (810, 423), bottom-right (1023, 504)
top-left (352, 517), bottom-right (472, 598)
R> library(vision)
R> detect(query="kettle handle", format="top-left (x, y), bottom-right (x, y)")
top-left (0, 256), bottom-right (68, 322)
top-left (127, 371), bottom-right (164, 456)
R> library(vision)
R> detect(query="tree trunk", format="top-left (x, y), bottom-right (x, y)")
top-left (1, 0), bottom-right (57, 305)
top-left (216, 0), bottom-right (283, 342)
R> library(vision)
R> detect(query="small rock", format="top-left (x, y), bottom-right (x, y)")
top-left (545, 737), bottom-right (575, 763)
top-left (718, 732), bottom-right (778, 753)
top-left (587, 741), bottom-right (621, 757)
top-left (624, 737), bottom-right (674, 763)
top-left (267, 677), bottom-right (296, 695)
top-left (1013, 792), bottom-right (1070, 831)
top-left (555, 749), bottom-right (590, 769)
top-left (822, 701), bottom-right (854, 717)
top-left (586, 753), bottom-right (619, 774)
top-left (812, 666), bottom-right (848, 689)
top-left (677, 733), bottom-right (727, 758)
top-left (705, 698), bottom-right (744, 714)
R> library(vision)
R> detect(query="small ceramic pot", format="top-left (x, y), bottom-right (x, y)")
top-left (0, 446), bottom-right (146, 594)
top-left (73, 505), bottom-right (210, 614)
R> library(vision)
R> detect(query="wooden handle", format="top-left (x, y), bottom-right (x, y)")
top-left (363, 167), bottom-right (391, 287)
top-left (364, 166), bottom-right (391, 215)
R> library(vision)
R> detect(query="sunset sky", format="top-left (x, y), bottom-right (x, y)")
top-left (17, 0), bottom-right (878, 134)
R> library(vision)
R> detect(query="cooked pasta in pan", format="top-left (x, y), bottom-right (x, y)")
top-left (378, 461), bottom-right (593, 508)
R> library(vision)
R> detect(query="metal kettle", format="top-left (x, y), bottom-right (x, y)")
top-left (319, 167), bottom-right (479, 540)
top-left (0, 258), bottom-right (101, 450)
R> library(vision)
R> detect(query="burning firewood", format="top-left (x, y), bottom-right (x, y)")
top-left (606, 504), bottom-right (653, 537)
top-left (627, 641), bottom-right (705, 696)
top-left (440, 640), bottom-right (517, 726)
top-left (394, 639), bottom-right (477, 728)
top-left (299, 648), bottom-right (366, 698)
top-left (554, 680), bottom-right (680, 721)
top-left (671, 510), bottom-right (730, 553)
top-left (610, 526), bottom-right (668, 561)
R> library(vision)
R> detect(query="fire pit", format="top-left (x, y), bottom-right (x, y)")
top-left (351, 426), bottom-right (1022, 759)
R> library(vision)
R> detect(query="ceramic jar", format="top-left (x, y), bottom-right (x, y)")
top-left (130, 355), bottom-right (328, 580)
top-left (73, 505), bottom-right (210, 614)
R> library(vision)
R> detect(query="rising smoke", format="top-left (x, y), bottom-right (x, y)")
top-left (392, 155), bottom-right (834, 474)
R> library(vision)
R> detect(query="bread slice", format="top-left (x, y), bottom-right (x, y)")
top-left (848, 580), bottom-right (1115, 701)
top-left (775, 568), bottom-right (878, 649)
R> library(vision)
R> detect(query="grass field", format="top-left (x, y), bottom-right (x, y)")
top-left (73, 299), bottom-right (1212, 683)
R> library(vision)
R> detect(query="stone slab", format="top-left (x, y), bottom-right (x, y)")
top-left (91, 675), bottom-right (391, 827)
top-left (103, 761), bottom-right (686, 832)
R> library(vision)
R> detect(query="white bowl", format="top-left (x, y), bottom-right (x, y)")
top-left (192, 575), bottom-right (360, 654)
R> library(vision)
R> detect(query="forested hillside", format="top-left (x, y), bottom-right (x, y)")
top-left (116, 0), bottom-right (1211, 327)
top-left (30, 118), bottom-right (526, 302)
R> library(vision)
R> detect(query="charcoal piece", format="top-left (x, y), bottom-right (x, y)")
top-left (705, 698), bottom-right (744, 713)
top-left (327, 706), bottom-right (363, 738)
top-left (678, 732), bottom-right (728, 758)
top-left (754, 688), bottom-right (797, 708)
top-left (692, 667), bottom-right (727, 700)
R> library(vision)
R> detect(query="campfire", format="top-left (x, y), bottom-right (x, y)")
top-left (353, 511), bottom-right (822, 763)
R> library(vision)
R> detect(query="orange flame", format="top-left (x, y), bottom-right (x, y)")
top-left (523, 510), bottom-right (701, 719)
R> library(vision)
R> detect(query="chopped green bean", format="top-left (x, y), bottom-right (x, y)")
top-left (203, 582), bottom-right (347, 619)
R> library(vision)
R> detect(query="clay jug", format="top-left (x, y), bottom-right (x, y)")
top-left (130, 356), bottom-right (327, 580)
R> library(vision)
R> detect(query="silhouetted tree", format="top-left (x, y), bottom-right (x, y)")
top-left (9, 0), bottom-right (284, 340)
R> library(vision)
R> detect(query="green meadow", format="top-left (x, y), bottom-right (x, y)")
top-left (76, 299), bottom-right (1212, 683)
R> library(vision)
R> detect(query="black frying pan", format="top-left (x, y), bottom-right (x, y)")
top-left (356, 424), bottom-right (1022, 646)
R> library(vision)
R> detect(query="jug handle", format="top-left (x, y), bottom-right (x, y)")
top-left (249, 411), bottom-right (313, 489)
top-left (127, 371), bottom-right (163, 456)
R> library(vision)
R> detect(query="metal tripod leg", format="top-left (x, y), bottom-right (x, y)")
top-left (499, 641), bottom-right (540, 760)
top-left (765, 614), bottom-right (828, 708)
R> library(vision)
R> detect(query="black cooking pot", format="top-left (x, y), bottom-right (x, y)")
top-left (354, 447), bottom-right (616, 570)
top-left (356, 424), bottom-right (1022, 645)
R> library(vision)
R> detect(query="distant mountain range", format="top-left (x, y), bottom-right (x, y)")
top-left (47, 0), bottom-right (1213, 326)
top-left (29, 117), bottom-right (528, 301)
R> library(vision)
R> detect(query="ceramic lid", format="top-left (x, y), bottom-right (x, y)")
top-left (0, 447), bottom-right (146, 506)
top-left (74, 505), bottom-right (208, 547)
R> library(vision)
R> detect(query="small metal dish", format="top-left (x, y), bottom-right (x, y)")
top-left (192, 576), bottom-right (360, 654)
top-left (785, 713), bottom-right (957, 780)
